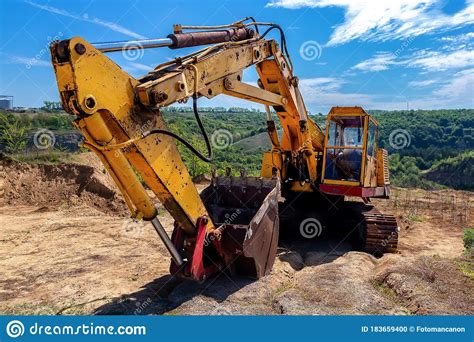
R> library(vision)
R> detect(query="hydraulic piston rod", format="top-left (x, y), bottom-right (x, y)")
top-left (92, 27), bottom-right (255, 52)
top-left (151, 217), bottom-right (184, 267)
top-left (93, 38), bottom-right (173, 52)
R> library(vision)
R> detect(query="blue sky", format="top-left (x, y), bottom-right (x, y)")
top-left (0, 0), bottom-right (473, 113)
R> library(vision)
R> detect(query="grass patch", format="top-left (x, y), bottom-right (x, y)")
top-left (0, 301), bottom-right (89, 315)
top-left (457, 259), bottom-right (474, 280)
top-left (372, 280), bottom-right (411, 315)
top-left (273, 281), bottom-right (294, 297)
top-left (8, 150), bottom-right (76, 164)
top-left (373, 281), bottom-right (399, 302)
top-left (407, 214), bottom-right (425, 222)
top-left (267, 281), bottom-right (294, 305)
top-left (463, 228), bottom-right (474, 253)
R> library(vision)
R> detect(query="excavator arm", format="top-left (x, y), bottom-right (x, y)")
top-left (132, 29), bottom-right (325, 184)
top-left (50, 19), bottom-right (326, 281)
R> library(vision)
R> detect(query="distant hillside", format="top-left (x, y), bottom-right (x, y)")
top-left (162, 108), bottom-right (473, 190)
top-left (1, 107), bottom-right (472, 191)
top-left (370, 109), bottom-right (473, 190)
top-left (423, 151), bottom-right (474, 191)
top-left (372, 109), bottom-right (473, 160)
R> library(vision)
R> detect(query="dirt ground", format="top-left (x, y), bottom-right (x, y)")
top-left (0, 154), bottom-right (472, 315)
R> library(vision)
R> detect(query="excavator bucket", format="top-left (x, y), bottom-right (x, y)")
top-left (200, 176), bottom-right (280, 278)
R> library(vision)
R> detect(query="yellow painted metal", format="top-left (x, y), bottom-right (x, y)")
top-left (76, 114), bottom-right (156, 219)
top-left (135, 37), bottom-right (324, 190)
top-left (321, 106), bottom-right (389, 192)
top-left (377, 148), bottom-right (390, 185)
top-left (325, 146), bottom-right (363, 149)
top-left (288, 181), bottom-right (314, 192)
top-left (321, 106), bottom-right (373, 186)
top-left (327, 107), bottom-right (370, 117)
top-left (223, 79), bottom-right (286, 106)
top-left (364, 156), bottom-right (378, 187)
top-left (321, 114), bottom-right (330, 183)
top-left (51, 37), bottom-right (211, 234)
top-left (260, 151), bottom-right (284, 179)
top-left (51, 30), bottom-right (390, 246)
top-left (254, 49), bottom-right (324, 184)
top-left (360, 115), bottom-right (369, 186)
top-left (256, 60), bottom-right (324, 154)
top-left (136, 40), bottom-right (273, 107)
top-left (323, 179), bottom-right (360, 186)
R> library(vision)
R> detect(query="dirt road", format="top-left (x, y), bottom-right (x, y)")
top-left (0, 155), bottom-right (472, 315)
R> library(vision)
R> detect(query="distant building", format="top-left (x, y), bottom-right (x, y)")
top-left (0, 95), bottom-right (13, 110)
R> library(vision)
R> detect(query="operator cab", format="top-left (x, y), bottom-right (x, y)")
top-left (324, 114), bottom-right (364, 182)
top-left (320, 107), bottom-right (390, 199)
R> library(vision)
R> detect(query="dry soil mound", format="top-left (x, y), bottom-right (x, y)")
top-left (0, 155), bottom-right (128, 215)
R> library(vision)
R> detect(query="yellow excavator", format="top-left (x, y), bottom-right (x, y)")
top-left (50, 17), bottom-right (398, 281)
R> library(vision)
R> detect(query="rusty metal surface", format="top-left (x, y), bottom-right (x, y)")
top-left (200, 176), bottom-right (279, 278)
top-left (361, 207), bottom-right (399, 255)
top-left (167, 28), bottom-right (254, 49)
top-left (334, 202), bottom-right (399, 255)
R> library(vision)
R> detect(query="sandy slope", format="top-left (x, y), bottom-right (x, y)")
top-left (0, 155), bottom-right (472, 315)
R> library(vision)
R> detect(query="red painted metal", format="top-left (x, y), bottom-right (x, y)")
top-left (319, 184), bottom-right (389, 198)
top-left (190, 217), bottom-right (208, 281)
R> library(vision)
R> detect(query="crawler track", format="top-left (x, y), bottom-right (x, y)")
top-left (361, 206), bottom-right (399, 255)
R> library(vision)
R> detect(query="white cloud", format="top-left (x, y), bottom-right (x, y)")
top-left (440, 32), bottom-right (474, 43)
top-left (406, 49), bottom-right (474, 71)
top-left (299, 77), bottom-right (344, 90)
top-left (408, 79), bottom-right (437, 87)
top-left (128, 62), bottom-right (153, 72)
top-left (299, 77), bottom-right (374, 107)
top-left (267, 0), bottom-right (474, 46)
top-left (25, 0), bottom-right (146, 39)
top-left (374, 68), bottom-right (474, 108)
top-left (298, 72), bottom-right (474, 110)
top-left (352, 52), bottom-right (398, 72)
top-left (433, 68), bottom-right (474, 99)
top-left (352, 47), bottom-right (474, 73)
top-left (122, 63), bottom-right (154, 77)
top-left (7, 55), bottom-right (50, 68)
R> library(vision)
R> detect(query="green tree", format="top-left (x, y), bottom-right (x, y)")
top-left (0, 113), bottom-right (29, 153)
